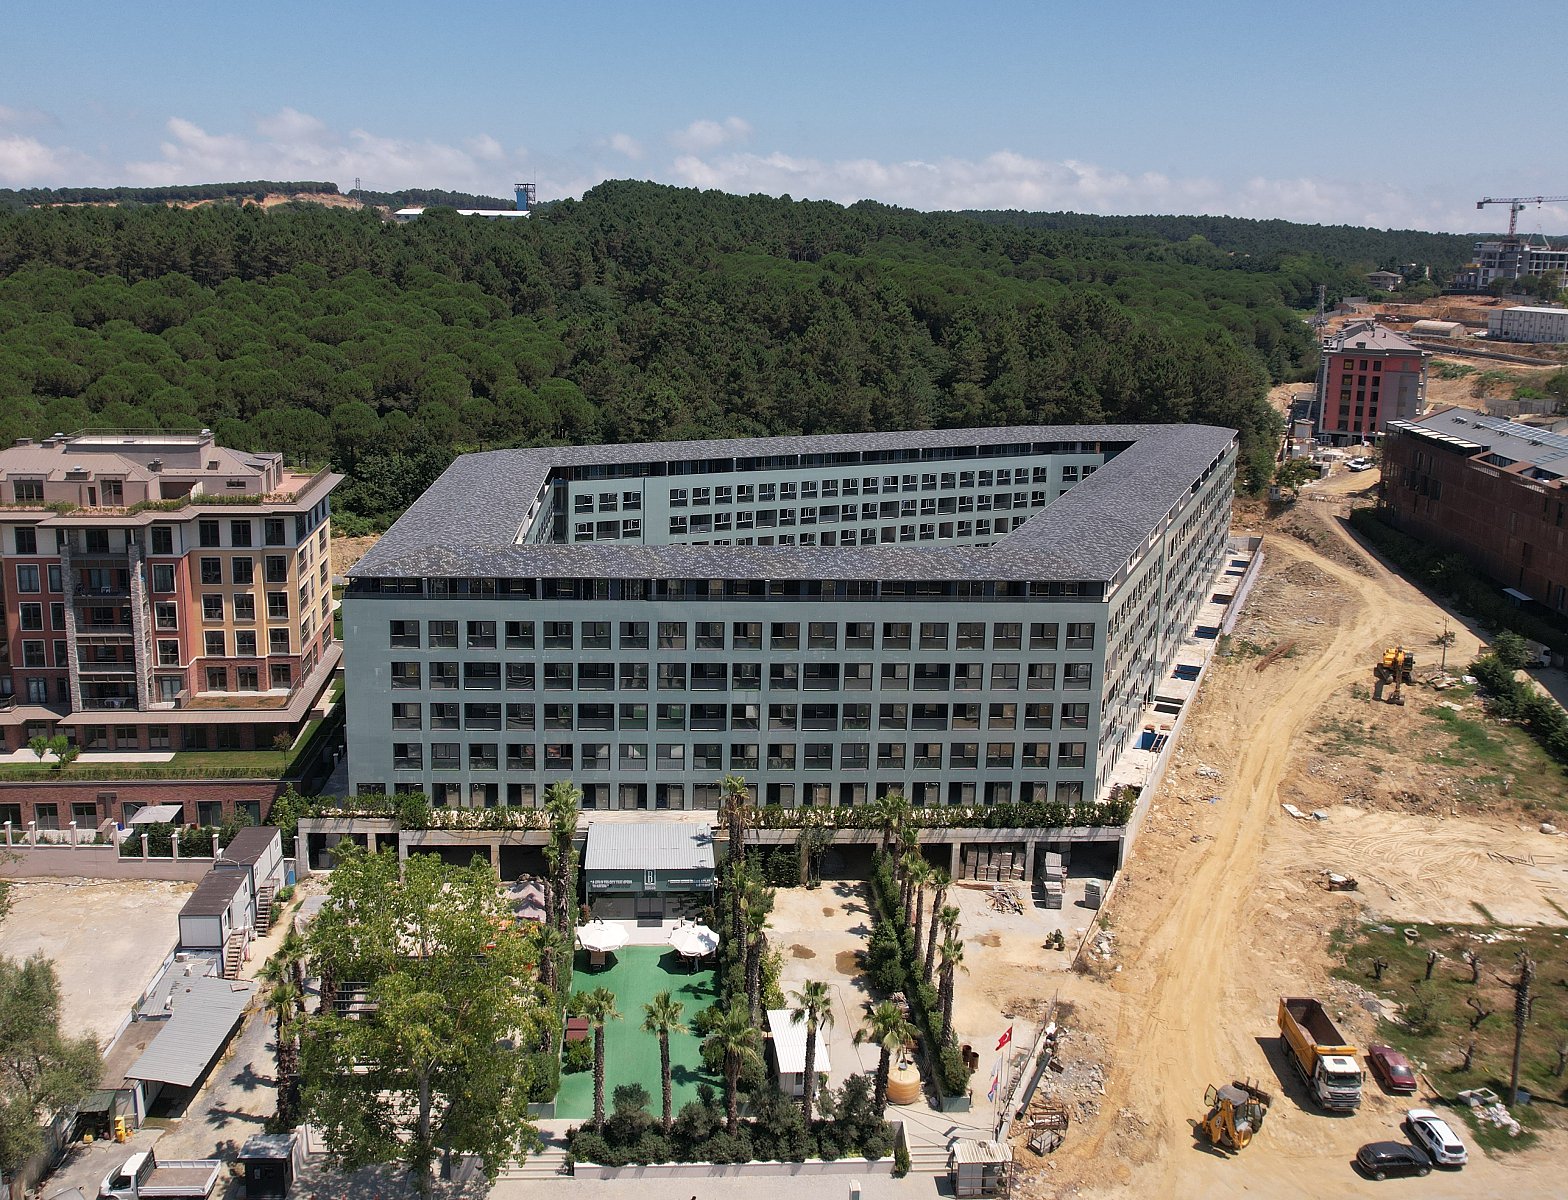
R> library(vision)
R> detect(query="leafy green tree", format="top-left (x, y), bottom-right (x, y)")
top-left (641, 991), bottom-right (685, 1133)
top-left (300, 848), bottom-right (542, 1195)
top-left (1492, 630), bottom-right (1531, 671)
top-left (0, 955), bottom-right (102, 1176)
top-left (788, 980), bottom-right (833, 1124)
top-left (26, 736), bottom-right (49, 764)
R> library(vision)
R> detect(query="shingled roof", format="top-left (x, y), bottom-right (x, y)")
top-left (352, 423), bottom-right (1237, 585)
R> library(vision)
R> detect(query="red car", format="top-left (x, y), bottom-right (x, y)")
top-left (1367, 1045), bottom-right (1418, 1094)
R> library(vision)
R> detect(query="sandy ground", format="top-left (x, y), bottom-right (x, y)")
top-left (0, 878), bottom-right (193, 1048)
top-left (763, 883), bottom-right (880, 1092)
top-left (1018, 489), bottom-right (1568, 1199)
top-left (331, 534), bottom-right (379, 577)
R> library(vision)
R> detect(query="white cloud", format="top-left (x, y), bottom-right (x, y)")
top-left (669, 116), bottom-right (751, 154)
top-left (117, 111), bottom-right (526, 196)
top-left (668, 147), bottom-right (1480, 232)
top-left (607, 132), bottom-right (644, 160)
top-left (0, 134), bottom-right (92, 186)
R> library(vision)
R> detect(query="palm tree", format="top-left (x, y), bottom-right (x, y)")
top-left (705, 999), bottom-right (762, 1134)
top-left (542, 780), bottom-right (581, 935)
top-left (572, 986), bottom-right (620, 1129)
top-left (642, 991), bottom-right (686, 1133)
top-left (532, 923), bottom-right (569, 996)
top-left (869, 790), bottom-right (909, 858)
top-left (938, 933), bottom-right (966, 1044)
top-left (789, 981), bottom-right (834, 1124)
top-left (896, 825), bottom-right (923, 918)
top-left (744, 903), bottom-right (769, 1024)
top-left (258, 954), bottom-right (302, 1128)
top-left (906, 856), bottom-right (932, 940)
top-left (860, 1000), bottom-right (917, 1116)
top-left (927, 901), bottom-right (958, 986)
top-left (720, 775), bottom-right (751, 945)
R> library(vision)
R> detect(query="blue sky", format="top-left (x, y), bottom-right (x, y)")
top-left (5, 0), bottom-right (1566, 232)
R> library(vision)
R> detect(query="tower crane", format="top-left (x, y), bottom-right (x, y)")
top-left (1477, 195), bottom-right (1568, 238)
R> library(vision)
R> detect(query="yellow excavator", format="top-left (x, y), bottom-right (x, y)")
top-left (1197, 1080), bottom-right (1272, 1153)
top-left (1372, 646), bottom-right (1415, 705)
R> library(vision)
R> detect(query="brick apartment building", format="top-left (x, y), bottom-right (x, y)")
top-left (1315, 320), bottom-right (1427, 445)
top-left (1381, 408), bottom-right (1568, 613)
top-left (0, 430), bottom-right (342, 769)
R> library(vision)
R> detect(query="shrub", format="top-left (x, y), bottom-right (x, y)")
top-left (562, 1037), bottom-right (593, 1074)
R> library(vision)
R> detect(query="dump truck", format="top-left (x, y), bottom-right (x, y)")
top-left (99, 1152), bottom-right (222, 1200)
top-left (1278, 996), bottom-right (1363, 1110)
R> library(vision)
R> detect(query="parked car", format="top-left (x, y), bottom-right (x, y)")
top-left (1367, 1044), bottom-right (1418, 1094)
top-left (1406, 1108), bottom-right (1468, 1166)
top-left (1346, 456), bottom-right (1375, 472)
top-left (1356, 1141), bottom-right (1432, 1180)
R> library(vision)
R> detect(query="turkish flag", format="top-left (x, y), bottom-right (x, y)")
top-left (996, 1025), bottom-right (1013, 1051)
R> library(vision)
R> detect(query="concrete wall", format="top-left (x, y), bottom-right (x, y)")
top-left (0, 843), bottom-right (212, 881)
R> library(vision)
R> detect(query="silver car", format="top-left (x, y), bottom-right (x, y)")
top-left (1406, 1108), bottom-right (1468, 1166)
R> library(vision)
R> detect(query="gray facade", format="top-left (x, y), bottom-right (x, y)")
top-left (344, 425), bottom-right (1237, 812)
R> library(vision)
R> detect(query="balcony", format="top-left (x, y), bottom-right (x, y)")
top-left (81, 694), bottom-right (139, 711)
top-left (77, 624), bottom-right (134, 637)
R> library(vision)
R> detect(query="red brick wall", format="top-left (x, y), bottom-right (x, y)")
top-left (0, 778), bottom-right (286, 830)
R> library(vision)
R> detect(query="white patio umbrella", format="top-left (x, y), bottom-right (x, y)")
top-left (668, 922), bottom-right (719, 963)
top-left (576, 920), bottom-right (630, 953)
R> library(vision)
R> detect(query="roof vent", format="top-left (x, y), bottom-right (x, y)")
top-left (206, 460), bottom-right (219, 470)
top-left (148, 459), bottom-right (163, 473)
top-left (13, 437), bottom-right (32, 446)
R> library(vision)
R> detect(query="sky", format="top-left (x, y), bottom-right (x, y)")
top-left (5, 0), bottom-right (1567, 234)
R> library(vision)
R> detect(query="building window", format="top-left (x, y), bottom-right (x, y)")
top-left (1027, 664), bottom-right (1057, 690)
top-left (267, 593), bottom-right (289, 619)
top-left (205, 666), bottom-right (228, 691)
top-left (658, 622), bottom-right (687, 649)
top-left (153, 564), bottom-right (176, 592)
top-left (157, 639), bottom-right (181, 666)
top-left (202, 594), bottom-right (224, 621)
top-left (268, 628), bottom-right (291, 655)
top-left (264, 517), bottom-right (287, 546)
top-left (235, 630), bottom-right (257, 657)
top-left (198, 519), bottom-right (221, 548)
top-left (16, 565), bottom-right (40, 593)
top-left (732, 622), bottom-right (762, 650)
top-left (230, 520), bottom-right (253, 547)
top-left (391, 662), bottom-right (422, 689)
top-left (390, 620), bottom-right (420, 647)
top-left (466, 620), bottom-right (496, 649)
top-left (1029, 622), bottom-right (1059, 650)
top-left (204, 630), bottom-right (226, 657)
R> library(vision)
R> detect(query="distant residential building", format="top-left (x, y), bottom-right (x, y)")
top-left (0, 430), bottom-right (341, 764)
top-left (1487, 305), bottom-right (1568, 344)
top-left (1382, 408), bottom-right (1568, 614)
top-left (1454, 241), bottom-right (1568, 291)
top-left (1315, 320), bottom-right (1428, 445)
top-left (1408, 319), bottom-right (1466, 339)
top-left (1366, 270), bottom-right (1402, 292)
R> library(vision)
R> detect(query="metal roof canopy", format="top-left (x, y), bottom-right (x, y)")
top-left (766, 1008), bottom-right (831, 1076)
top-left (128, 804), bottom-right (183, 826)
top-left (950, 1138), bottom-right (1013, 1165)
top-left (584, 822), bottom-right (715, 873)
top-left (125, 976), bottom-right (253, 1089)
top-left (180, 869), bottom-right (246, 918)
top-left (219, 826), bottom-right (280, 866)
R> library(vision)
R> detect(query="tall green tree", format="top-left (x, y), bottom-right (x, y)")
top-left (573, 986), bottom-right (620, 1131)
top-left (640, 991), bottom-right (686, 1133)
top-left (860, 1001), bottom-right (916, 1117)
top-left (788, 981), bottom-right (833, 1125)
top-left (542, 780), bottom-right (581, 934)
top-left (924, 876), bottom-right (951, 985)
top-left (299, 848), bottom-right (542, 1196)
top-left (0, 955), bottom-right (102, 1176)
top-left (705, 1000), bottom-right (763, 1135)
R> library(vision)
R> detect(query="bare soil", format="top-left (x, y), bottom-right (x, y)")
top-left (1012, 486), bottom-right (1568, 1199)
top-left (332, 534), bottom-right (379, 577)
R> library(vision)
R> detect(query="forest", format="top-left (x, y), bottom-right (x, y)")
top-left (0, 180), bottom-right (1426, 531)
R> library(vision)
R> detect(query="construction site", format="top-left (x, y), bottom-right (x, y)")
top-left (984, 466), bottom-right (1568, 1199)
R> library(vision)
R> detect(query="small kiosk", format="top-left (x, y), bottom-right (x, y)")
top-left (949, 1138), bottom-right (1011, 1198)
top-left (583, 822), bottom-right (715, 920)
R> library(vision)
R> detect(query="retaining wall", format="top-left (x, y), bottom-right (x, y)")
top-left (0, 843), bottom-right (213, 881)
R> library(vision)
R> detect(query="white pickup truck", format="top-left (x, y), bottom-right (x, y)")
top-left (99, 1152), bottom-right (221, 1200)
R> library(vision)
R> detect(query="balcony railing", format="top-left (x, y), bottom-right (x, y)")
top-left (81, 696), bottom-right (139, 710)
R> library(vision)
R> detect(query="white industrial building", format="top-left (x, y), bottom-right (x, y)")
top-left (1488, 305), bottom-right (1568, 344)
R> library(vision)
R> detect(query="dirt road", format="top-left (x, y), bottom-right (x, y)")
top-left (1046, 498), bottom-right (1564, 1199)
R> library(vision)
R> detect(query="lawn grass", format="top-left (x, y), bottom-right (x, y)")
top-left (1332, 921), bottom-right (1568, 1150)
top-left (1421, 686), bottom-right (1568, 815)
top-left (556, 946), bottom-right (720, 1119)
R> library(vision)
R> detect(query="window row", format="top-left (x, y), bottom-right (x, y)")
top-left (390, 618), bottom-right (1095, 652)
top-left (359, 778), bottom-right (1088, 811)
top-left (391, 700), bottom-right (1090, 732)
top-left (664, 465), bottom-right (1091, 507)
top-left (665, 516), bottom-right (1035, 542)
top-left (390, 739), bottom-right (1089, 772)
top-left (387, 660), bottom-right (1095, 692)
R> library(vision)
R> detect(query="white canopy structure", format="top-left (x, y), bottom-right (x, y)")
top-left (576, 920), bottom-right (630, 954)
top-left (668, 921), bottom-right (719, 959)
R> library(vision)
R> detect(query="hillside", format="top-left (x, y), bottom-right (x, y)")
top-left (0, 179), bottom-right (1418, 531)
